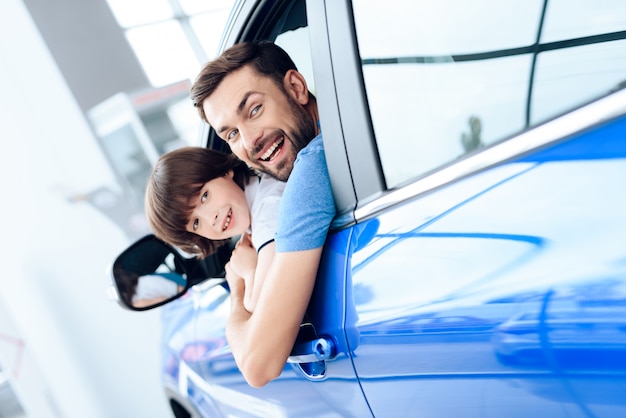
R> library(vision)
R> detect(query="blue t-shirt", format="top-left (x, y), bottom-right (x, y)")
top-left (275, 134), bottom-right (336, 252)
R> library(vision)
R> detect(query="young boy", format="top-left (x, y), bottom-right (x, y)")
top-left (144, 146), bottom-right (284, 312)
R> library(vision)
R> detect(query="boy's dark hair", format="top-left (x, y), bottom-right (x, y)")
top-left (145, 147), bottom-right (253, 258)
top-left (190, 41), bottom-right (298, 124)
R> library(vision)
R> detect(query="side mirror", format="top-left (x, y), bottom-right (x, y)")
top-left (109, 234), bottom-right (232, 311)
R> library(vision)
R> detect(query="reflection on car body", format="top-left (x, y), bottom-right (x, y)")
top-left (108, 0), bottom-right (626, 417)
top-left (494, 306), bottom-right (626, 367)
top-left (362, 315), bottom-right (499, 335)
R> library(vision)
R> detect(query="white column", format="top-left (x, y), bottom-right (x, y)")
top-left (0, 1), bottom-right (170, 417)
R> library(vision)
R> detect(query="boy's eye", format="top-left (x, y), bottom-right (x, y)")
top-left (201, 191), bottom-right (208, 203)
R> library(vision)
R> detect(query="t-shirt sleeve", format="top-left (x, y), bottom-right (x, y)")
top-left (275, 137), bottom-right (336, 252)
top-left (246, 175), bottom-right (285, 252)
top-left (250, 193), bottom-right (282, 251)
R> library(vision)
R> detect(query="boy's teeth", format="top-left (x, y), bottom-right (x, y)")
top-left (223, 210), bottom-right (231, 231)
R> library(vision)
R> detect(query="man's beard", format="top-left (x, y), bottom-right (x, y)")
top-left (249, 98), bottom-right (317, 182)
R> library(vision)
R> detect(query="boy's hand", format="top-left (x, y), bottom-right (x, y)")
top-left (230, 233), bottom-right (258, 283)
top-left (225, 262), bottom-right (245, 301)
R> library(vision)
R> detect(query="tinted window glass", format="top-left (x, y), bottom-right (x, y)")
top-left (541, 0), bottom-right (626, 42)
top-left (358, 55), bottom-right (532, 187)
top-left (352, 0), bottom-right (626, 188)
top-left (532, 40), bottom-right (626, 123)
top-left (354, 1), bottom-right (541, 57)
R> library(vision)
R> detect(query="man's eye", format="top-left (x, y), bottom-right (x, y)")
top-left (201, 191), bottom-right (208, 203)
top-left (192, 219), bottom-right (199, 231)
top-left (251, 105), bottom-right (261, 117)
top-left (227, 129), bottom-right (238, 142)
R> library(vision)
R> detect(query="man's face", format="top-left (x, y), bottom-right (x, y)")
top-left (202, 66), bottom-right (316, 181)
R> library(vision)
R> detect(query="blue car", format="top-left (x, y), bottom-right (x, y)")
top-left (110, 0), bottom-right (626, 416)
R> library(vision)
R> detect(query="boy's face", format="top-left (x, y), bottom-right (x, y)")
top-left (186, 171), bottom-right (250, 241)
top-left (202, 65), bottom-right (316, 181)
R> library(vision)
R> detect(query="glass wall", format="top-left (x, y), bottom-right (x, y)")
top-left (105, 0), bottom-right (235, 87)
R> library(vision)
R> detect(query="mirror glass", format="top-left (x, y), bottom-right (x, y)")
top-left (112, 235), bottom-right (189, 310)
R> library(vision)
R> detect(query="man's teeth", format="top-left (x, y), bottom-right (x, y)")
top-left (260, 137), bottom-right (284, 161)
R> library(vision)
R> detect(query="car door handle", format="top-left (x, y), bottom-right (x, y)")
top-left (287, 336), bottom-right (336, 364)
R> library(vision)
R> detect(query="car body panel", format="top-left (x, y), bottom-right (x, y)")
top-left (113, 0), bottom-right (626, 416)
top-left (346, 113), bottom-right (626, 417)
top-left (157, 108), bottom-right (626, 417)
top-left (159, 237), bottom-right (373, 417)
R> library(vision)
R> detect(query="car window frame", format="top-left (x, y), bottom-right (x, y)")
top-left (310, 0), bottom-right (382, 222)
top-left (321, 0), bottom-right (626, 225)
top-left (205, 0), bottom-right (626, 230)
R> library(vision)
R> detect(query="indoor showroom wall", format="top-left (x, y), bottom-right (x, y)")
top-left (0, 1), bottom-right (171, 417)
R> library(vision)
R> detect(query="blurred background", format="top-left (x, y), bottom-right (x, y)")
top-left (0, 0), bottom-right (234, 417)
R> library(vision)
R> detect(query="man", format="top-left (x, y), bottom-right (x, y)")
top-left (190, 41), bottom-right (335, 388)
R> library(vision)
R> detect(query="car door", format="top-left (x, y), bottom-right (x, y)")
top-left (181, 0), bottom-right (626, 416)
top-left (312, 0), bottom-right (626, 417)
top-left (342, 113), bottom-right (626, 417)
top-left (314, 0), bottom-right (626, 417)
top-left (182, 1), bottom-right (372, 416)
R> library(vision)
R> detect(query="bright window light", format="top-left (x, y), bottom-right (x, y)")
top-left (190, 9), bottom-right (232, 59)
top-left (179, 0), bottom-right (234, 15)
top-left (105, 0), bottom-right (235, 87)
top-left (126, 21), bottom-right (200, 86)
top-left (105, 0), bottom-right (173, 27)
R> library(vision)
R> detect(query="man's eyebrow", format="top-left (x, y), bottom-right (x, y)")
top-left (238, 91), bottom-right (255, 114)
top-left (216, 91), bottom-right (256, 135)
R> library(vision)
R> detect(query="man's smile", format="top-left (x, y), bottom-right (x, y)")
top-left (257, 136), bottom-right (285, 163)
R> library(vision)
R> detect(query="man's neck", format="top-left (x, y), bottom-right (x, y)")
top-left (305, 99), bottom-right (320, 136)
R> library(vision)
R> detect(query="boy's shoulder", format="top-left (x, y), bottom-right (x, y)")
top-left (258, 174), bottom-right (286, 196)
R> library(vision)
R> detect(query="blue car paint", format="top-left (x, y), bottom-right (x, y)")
top-left (157, 114), bottom-right (626, 416)
top-left (518, 115), bottom-right (626, 162)
top-left (344, 114), bottom-right (626, 417)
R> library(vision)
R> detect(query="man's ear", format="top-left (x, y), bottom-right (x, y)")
top-left (283, 69), bottom-right (309, 105)
top-left (224, 169), bottom-right (234, 179)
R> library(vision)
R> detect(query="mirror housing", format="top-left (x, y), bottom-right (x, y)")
top-left (109, 234), bottom-right (232, 311)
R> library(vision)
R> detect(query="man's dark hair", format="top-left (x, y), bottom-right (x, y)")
top-left (190, 41), bottom-right (298, 124)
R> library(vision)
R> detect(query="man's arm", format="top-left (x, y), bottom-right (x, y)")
top-left (225, 247), bottom-right (323, 388)
top-left (227, 135), bottom-right (334, 388)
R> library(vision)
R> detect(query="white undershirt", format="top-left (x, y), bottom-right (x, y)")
top-left (243, 174), bottom-right (285, 251)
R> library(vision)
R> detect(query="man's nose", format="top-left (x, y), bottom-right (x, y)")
top-left (239, 125), bottom-right (261, 151)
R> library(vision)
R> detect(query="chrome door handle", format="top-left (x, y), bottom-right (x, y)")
top-left (287, 336), bottom-right (335, 364)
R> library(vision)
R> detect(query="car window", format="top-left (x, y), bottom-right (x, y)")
top-left (351, 0), bottom-right (626, 188)
top-left (274, 26), bottom-right (314, 95)
top-left (531, 40), bottom-right (626, 123)
top-left (260, 0), bottom-right (312, 93)
top-left (541, 0), bottom-right (626, 42)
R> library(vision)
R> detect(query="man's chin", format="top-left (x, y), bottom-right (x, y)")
top-left (254, 160), bottom-right (291, 182)
top-left (263, 167), bottom-right (290, 182)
